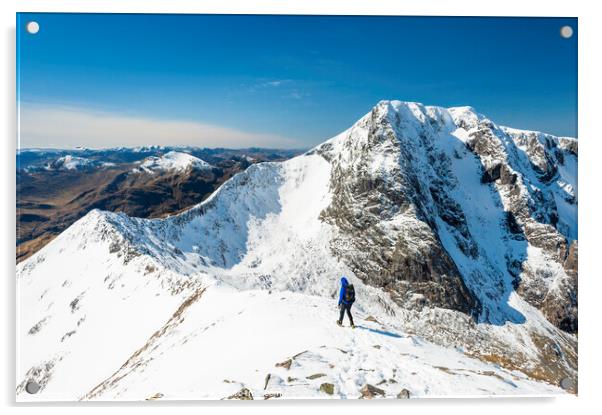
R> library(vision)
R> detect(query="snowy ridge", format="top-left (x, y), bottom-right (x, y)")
top-left (35, 155), bottom-right (115, 171)
top-left (17, 100), bottom-right (577, 400)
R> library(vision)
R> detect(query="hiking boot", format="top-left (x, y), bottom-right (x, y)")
top-left (351, 324), bottom-right (356, 329)
top-left (336, 320), bottom-right (342, 327)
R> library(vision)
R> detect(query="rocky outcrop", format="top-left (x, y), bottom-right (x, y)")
top-left (225, 388), bottom-right (253, 400)
top-left (316, 103), bottom-right (480, 316)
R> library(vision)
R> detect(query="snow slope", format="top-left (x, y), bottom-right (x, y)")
top-left (83, 285), bottom-right (562, 401)
top-left (16, 101), bottom-right (577, 401)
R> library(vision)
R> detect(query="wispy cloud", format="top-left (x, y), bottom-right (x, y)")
top-left (247, 79), bottom-right (292, 92)
top-left (263, 80), bottom-right (286, 87)
top-left (289, 90), bottom-right (310, 100)
top-left (18, 103), bottom-right (304, 149)
top-left (245, 79), bottom-right (310, 101)
top-left (261, 79), bottom-right (294, 88)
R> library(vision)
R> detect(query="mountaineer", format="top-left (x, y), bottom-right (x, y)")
top-left (336, 276), bottom-right (355, 328)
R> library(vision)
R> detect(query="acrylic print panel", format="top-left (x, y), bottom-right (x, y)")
top-left (16, 13), bottom-right (578, 401)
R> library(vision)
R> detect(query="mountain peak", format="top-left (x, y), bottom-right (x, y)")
top-left (135, 151), bottom-right (214, 174)
top-left (356, 100), bottom-right (486, 137)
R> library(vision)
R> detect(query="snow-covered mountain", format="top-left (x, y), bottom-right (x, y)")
top-left (31, 155), bottom-right (115, 172)
top-left (134, 151), bottom-right (214, 174)
top-left (16, 101), bottom-right (577, 401)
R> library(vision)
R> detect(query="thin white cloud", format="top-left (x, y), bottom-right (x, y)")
top-left (289, 90), bottom-right (310, 100)
top-left (248, 79), bottom-right (292, 91)
top-left (18, 103), bottom-right (304, 149)
top-left (264, 80), bottom-right (284, 87)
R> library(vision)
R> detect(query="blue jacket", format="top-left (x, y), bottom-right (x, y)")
top-left (338, 277), bottom-right (352, 305)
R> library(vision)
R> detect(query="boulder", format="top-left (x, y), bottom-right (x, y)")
top-left (396, 388), bottom-right (410, 399)
top-left (319, 383), bottom-right (335, 395)
top-left (359, 384), bottom-right (385, 399)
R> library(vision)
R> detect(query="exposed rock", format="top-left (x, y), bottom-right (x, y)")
top-left (146, 392), bottom-right (163, 401)
top-left (559, 137), bottom-right (578, 156)
top-left (319, 383), bottom-right (335, 395)
top-left (481, 163), bottom-right (502, 183)
top-left (226, 387), bottom-right (253, 400)
top-left (359, 384), bottom-right (386, 399)
top-left (564, 240), bottom-right (578, 278)
top-left (396, 388), bottom-right (410, 399)
top-left (264, 393), bottom-right (282, 400)
top-left (306, 373), bottom-right (326, 380)
top-left (28, 316), bottom-right (50, 335)
top-left (60, 330), bottom-right (76, 342)
top-left (275, 358), bottom-right (292, 370)
top-left (292, 350), bottom-right (308, 359)
top-left (109, 241), bottom-right (120, 254)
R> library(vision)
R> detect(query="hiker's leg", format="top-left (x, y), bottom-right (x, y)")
top-left (338, 304), bottom-right (345, 323)
top-left (346, 304), bottom-right (354, 326)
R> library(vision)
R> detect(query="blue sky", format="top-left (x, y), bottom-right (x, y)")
top-left (17, 13), bottom-right (577, 149)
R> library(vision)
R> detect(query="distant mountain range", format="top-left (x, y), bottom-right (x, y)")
top-left (16, 147), bottom-right (303, 262)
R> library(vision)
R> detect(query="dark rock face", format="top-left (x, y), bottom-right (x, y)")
top-left (481, 163), bottom-right (502, 183)
top-left (541, 240), bottom-right (578, 333)
top-left (316, 104), bottom-right (480, 316)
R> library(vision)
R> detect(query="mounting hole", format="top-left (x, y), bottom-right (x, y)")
top-left (560, 25), bottom-right (573, 39)
top-left (25, 380), bottom-right (41, 394)
top-left (26, 21), bottom-right (40, 35)
top-left (560, 377), bottom-right (575, 390)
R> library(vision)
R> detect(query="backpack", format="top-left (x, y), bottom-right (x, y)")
top-left (344, 284), bottom-right (355, 303)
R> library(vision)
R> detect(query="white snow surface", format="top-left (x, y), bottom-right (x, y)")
top-left (134, 151), bottom-right (213, 174)
top-left (16, 101), bottom-right (575, 401)
top-left (42, 155), bottom-right (114, 171)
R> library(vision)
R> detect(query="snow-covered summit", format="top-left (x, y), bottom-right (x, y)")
top-left (135, 151), bottom-right (214, 174)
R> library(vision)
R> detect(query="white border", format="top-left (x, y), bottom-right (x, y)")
top-left (2, 1), bottom-right (601, 414)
